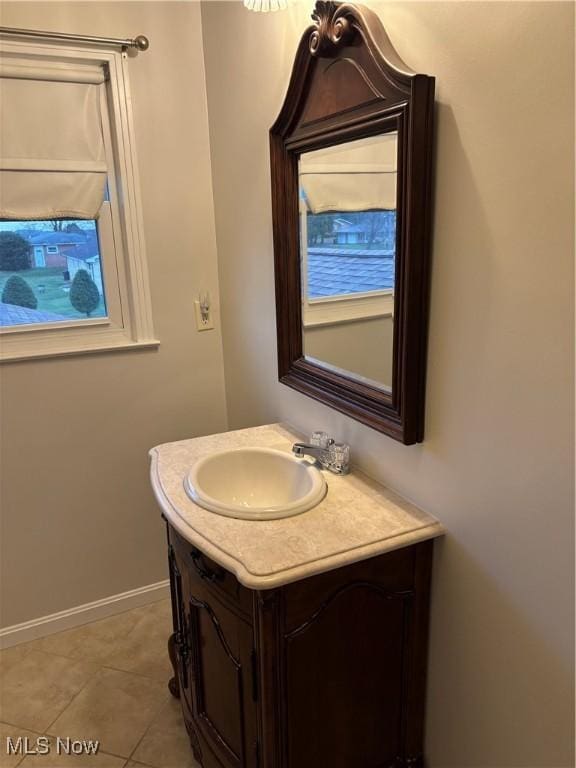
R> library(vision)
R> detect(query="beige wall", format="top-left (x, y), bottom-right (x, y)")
top-left (0, 2), bottom-right (228, 626)
top-left (304, 316), bottom-right (393, 389)
top-left (202, 2), bottom-right (574, 765)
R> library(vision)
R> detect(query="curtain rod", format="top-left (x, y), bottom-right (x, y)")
top-left (0, 26), bottom-right (149, 52)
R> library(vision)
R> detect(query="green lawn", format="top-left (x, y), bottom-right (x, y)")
top-left (0, 267), bottom-right (106, 319)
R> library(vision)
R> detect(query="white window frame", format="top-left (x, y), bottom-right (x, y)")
top-left (0, 39), bottom-right (158, 362)
top-left (299, 198), bottom-right (394, 329)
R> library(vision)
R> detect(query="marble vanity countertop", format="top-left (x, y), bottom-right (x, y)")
top-left (149, 423), bottom-right (444, 590)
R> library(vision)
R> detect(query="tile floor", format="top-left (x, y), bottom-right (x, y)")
top-left (0, 599), bottom-right (199, 768)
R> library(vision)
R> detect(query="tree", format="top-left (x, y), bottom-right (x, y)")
top-left (307, 212), bottom-right (335, 245)
top-left (2, 275), bottom-right (37, 309)
top-left (70, 269), bottom-right (100, 317)
top-left (353, 211), bottom-right (397, 249)
top-left (0, 232), bottom-right (31, 271)
top-left (64, 222), bottom-right (84, 234)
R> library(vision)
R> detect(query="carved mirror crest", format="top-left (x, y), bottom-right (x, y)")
top-left (270, 1), bottom-right (435, 444)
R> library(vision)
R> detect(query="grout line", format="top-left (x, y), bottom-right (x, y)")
top-left (0, 717), bottom-right (43, 734)
top-left (11, 645), bottom-right (99, 664)
top-left (42, 662), bottom-right (102, 735)
top-left (99, 663), bottom-right (168, 684)
top-left (1, 715), bottom-right (163, 766)
top-left (7, 612), bottom-right (172, 681)
top-left (8, 641), bottom-right (170, 685)
top-left (41, 665), bottom-right (168, 766)
top-left (1, 601), bottom-right (173, 767)
top-left (0, 645), bottom-right (34, 673)
top-left (101, 753), bottom-right (129, 762)
top-left (126, 692), bottom-right (170, 766)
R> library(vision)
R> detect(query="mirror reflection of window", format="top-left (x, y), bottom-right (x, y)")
top-left (304, 210), bottom-right (396, 299)
top-left (298, 132), bottom-right (398, 392)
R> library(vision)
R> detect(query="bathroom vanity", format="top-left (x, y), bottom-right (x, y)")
top-left (150, 424), bottom-right (443, 768)
top-left (149, 2), bottom-right (440, 763)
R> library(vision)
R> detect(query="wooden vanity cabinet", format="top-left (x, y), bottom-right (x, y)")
top-left (166, 522), bottom-right (434, 768)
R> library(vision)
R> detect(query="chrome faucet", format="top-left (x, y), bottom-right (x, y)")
top-left (292, 431), bottom-right (350, 475)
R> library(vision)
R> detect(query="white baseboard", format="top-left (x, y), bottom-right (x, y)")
top-left (0, 580), bottom-right (170, 650)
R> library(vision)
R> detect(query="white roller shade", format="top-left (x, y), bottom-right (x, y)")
top-left (300, 169), bottom-right (397, 214)
top-left (0, 57), bottom-right (107, 219)
top-left (299, 132), bottom-right (398, 214)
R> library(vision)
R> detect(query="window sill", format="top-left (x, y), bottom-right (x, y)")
top-left (0, 333), bottom-right (160, 363)
top-left (303, 291), bottom-right (394, 328)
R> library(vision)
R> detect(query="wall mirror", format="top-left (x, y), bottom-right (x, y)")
top-left (270, 1), bottom-right (435, 443)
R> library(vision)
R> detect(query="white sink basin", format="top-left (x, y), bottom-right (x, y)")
top-left (183, 447), bottom-right (327, 520)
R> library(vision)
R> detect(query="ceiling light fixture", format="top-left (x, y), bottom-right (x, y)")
top-left (243, 0), bottom-right (288, 12)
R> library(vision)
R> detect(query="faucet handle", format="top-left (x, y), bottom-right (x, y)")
top-left (310, 431), bottom-right (333, 449)
top-left (328, 442), bottom-right (350, 474)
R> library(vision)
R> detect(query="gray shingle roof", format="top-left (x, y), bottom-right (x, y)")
top-left (307, 248), bottom-right (395, 298)
top-left (0, 302), bottom-right (68, 327)
top-left (69, 242), bottom-right (100, 261)
top-left (28, 232), bottom-right (86, 245)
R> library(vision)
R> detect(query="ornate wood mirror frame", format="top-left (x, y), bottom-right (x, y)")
top-left (270, 1), bottom-right (435, 444)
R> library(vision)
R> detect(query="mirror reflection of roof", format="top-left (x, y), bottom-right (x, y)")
top-left (307, 250), bottom-right (395, 298)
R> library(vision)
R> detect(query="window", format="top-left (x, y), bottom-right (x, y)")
top-left (0, 219), bottom-right (107, 325)
top-left (0, 38), bottom-right (157, 361)
top-left (300, 203), bottom-right (396, 328)
top-left (298, 136), bottom-right (397, 328)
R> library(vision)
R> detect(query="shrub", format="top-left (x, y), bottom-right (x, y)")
top-left (2, 275), bottom-right (37, 309)
top-left (0, 232), bottom-right (31, 271)
top-left (70, 269), bottom-right (100, 317)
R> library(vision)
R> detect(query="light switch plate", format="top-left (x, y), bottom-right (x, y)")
top-left (194, 300), bottom-right (214, 331)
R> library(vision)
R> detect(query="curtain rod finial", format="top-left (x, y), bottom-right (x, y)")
top-left (133, 35), bottom-right (149, 52)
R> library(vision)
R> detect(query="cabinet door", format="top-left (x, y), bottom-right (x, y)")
top-left (184, 582), bottom-right (258, 768)
top-left (258, 544), bottom-right (430, 768)
top-left (283, 584), bottom-right (409, 767)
